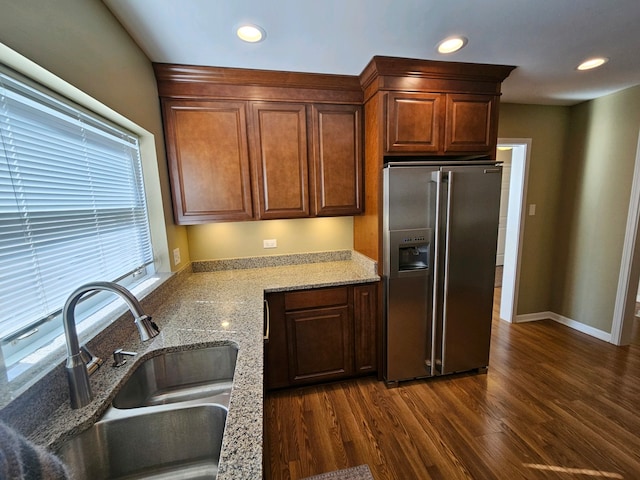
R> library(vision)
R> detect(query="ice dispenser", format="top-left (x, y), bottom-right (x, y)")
top-left (399, 244), bottom-right (429, 270)
top-left (387, 228), bottom-right (431, 277)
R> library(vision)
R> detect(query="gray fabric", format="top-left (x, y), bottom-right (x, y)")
top-left (0, 421), bottom-right (69, 480)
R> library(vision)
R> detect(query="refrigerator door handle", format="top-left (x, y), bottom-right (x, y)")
top-left (429, 170), bottom-right (442, 376)
top-left (440, 170), bottom-right (454, 374)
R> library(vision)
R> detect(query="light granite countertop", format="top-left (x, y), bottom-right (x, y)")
top-left (26, 250), bottom-right (378, 480)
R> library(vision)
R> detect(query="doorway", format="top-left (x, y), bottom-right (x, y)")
top-left (497, 139), bottom-right (531, 323)
top-left (495, 148), bottom-right (512, 268)
top-left (611, 129), bottom-right (640, 345)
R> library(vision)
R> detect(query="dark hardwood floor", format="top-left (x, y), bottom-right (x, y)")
top-left (264, 289), bottom-right (640, 479)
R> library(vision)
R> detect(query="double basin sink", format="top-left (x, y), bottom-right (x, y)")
top-left (57, 344), bottom-right (237, 480)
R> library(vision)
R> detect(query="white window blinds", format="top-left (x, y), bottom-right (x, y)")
top-left (0, 68), bottom-right (154, 344)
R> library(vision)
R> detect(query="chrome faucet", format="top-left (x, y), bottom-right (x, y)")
top-left (63, 281), bottom-right (159, 409)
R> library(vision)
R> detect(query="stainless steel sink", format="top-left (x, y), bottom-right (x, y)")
top-left (113, 345), bottom-right (237, 409)
top-left (57, 404), bottom-right (227, 480)
top-left (58, 345), bottom-right (238, 479)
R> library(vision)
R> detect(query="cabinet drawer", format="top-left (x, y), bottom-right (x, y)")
top-left (284, 286), bottom-right (348, 310)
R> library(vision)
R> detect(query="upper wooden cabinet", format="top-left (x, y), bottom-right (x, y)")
top-left (251, 102), bottom-right (310, 219)
top-left (311, 104), bottom-right (363, 216)
top-left (444, 93), bottom-right (497, 154)
top-left (162, 100), bottom-right (254, 223)
top-left (155, 59), bottom-right (514, 225)
top-left (385, 92), bottom-right (498, 156)
top-left (154, 64), bottom-right (363, 224)
top-left (361, 56), bottom-right (515, 160)
top-left (386, 92), bottom-right (442, 154)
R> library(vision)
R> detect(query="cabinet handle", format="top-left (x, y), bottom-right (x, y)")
top-left (263, 299), bottom-right (270, 343)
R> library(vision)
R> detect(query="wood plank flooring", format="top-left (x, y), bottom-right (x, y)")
top-left (264, 289), bottom-right (640, 479)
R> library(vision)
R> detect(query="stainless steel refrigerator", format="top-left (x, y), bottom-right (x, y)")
top-left (383, 161), bottom-right (502, 384)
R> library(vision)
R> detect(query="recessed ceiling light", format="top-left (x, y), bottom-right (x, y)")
top-left (437, 36), bottom-right (468, 54)
top-left (577, 57), bottom-right (608, 71)
top-left (236, 24), bottom-right (266, 43)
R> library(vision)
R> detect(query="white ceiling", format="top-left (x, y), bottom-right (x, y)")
top-left (103, 0), bottom-right (640, 106)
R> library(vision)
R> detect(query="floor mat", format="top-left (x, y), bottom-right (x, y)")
top-left (301, 464), bottom-right (374, 480)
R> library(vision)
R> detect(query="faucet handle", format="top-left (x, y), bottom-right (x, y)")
top-left (113, 348), bottom-right (137, 367)
top-left (80, 346), bottom-right (103, 375)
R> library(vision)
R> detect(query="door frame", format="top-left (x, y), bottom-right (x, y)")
top-left (611, 129), bottom-right (640, 345)
top-left (497, 138), bottom-right (531, 323)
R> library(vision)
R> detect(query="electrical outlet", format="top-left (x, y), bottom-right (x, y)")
top-left (529, 204), bottom-right (536, 216)
top-left (173, 247), bottom-right (181, 265)
top-left (263, 239), bottom-right (277, 249)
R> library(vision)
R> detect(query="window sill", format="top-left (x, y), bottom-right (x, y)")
top-left (0, 269), bottom-right (180, 412)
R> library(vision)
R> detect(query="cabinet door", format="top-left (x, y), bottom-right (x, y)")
top-left (310, 104), bottom-right (363, 216)
top-left (353, 283), bottom-right (377, 374)
top-left (444, 94), bottom-right (497, 155)
top-left (163, 101), bottom-right (253, 224)
top-left (286, 305), bottom-right (353, 385)
top-left (250, 103), bottom-right (309, 219)
top-left (264, 292), bottom-right (289, 390)
top-left (386, 92), bottom-right (442, 154)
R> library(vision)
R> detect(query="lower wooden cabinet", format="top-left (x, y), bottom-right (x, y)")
top-left (286, 303), bottom-right (352, 383)
top-left (264, 283), bottom-right (378, 390)
top-left (353, 284), bottom-right (377, 374)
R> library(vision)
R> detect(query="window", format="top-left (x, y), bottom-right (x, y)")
top-left (0, 66), bottom-right (155, 382)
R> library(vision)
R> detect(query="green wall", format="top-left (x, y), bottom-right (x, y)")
top-left (188, 217), bottom-right (354, 260)
top-left (498, 103), bottom-right (571, 315)
top-left (553, 85), bottom-right (640, 332)
top-left (0, 0), bottom-right (190, 271)
top-left (499, 88), bottom-right (640, 334)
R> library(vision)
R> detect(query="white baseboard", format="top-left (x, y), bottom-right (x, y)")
top-left (513, 311), bottom-right (553, 323)
top-left (514, 311), bottom-right (612, 343)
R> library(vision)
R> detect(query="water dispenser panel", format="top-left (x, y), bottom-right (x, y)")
top-left (386, 228), bottom-right (432, 278)
top-left (399, 245), bottom-right (429, 271)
